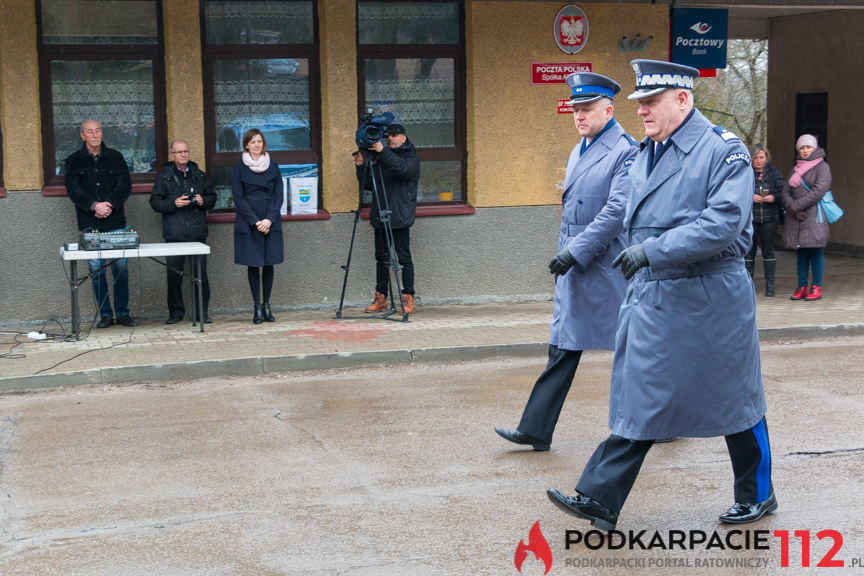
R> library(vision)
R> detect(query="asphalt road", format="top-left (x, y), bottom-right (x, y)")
top-left (1, 336), bottom-right (863, 575)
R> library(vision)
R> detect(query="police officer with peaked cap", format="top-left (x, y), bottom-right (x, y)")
top-left (547, 59), bottom-right (776, 529)
top-left (495, 71), bottom-right (637, 451)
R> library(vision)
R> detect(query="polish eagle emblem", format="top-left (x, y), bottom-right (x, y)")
top-left (554, 5), bottom-right (589, 54)
top-left (560, 16), bottom-right (584, 46)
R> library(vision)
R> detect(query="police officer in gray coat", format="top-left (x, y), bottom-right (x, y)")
top-left (495, 72), bottom-right (636, 451)
top-left (548, 60), bottom-right (775, 529)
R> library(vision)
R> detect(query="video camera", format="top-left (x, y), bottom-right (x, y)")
top-left (355, 111), bottom-right (395, 148)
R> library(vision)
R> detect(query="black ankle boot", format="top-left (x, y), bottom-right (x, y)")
top-left (764, 260), bottom-right (776, 297)
top-left (253, 305), bottom-right (264, 324)
top-left (262, 302), bottom-right (275, 322)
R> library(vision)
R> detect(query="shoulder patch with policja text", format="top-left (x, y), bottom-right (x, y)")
top-left (724, 152), bottom-right (750, 165)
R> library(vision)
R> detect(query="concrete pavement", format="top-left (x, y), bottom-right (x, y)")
top-left (1, 338), bottom-right (863, 575)
top-left (2, 250), bottom-right (862, 392)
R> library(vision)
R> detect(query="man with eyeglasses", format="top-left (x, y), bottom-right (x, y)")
top-left (149, 140), bottom-right (217, 324)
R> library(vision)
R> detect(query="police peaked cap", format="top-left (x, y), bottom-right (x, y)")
top-left (627, 59), bottom-right (700, 100)
top-left (566, 72), bottom-right (621, 104)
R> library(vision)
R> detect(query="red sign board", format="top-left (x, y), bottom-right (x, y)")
top-left (558, 99), bottom-right (574, 114)
top-left (532, 62), bottom-right (592, 85)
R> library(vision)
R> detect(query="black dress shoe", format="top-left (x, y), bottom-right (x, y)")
top-left (116, 316), bottom-right (137, 327)
top-left (719, 493), bottom-right (777, 524)
top-left (547, 489), bottom-right (618, 531)
top-left (97, 316), bottom-right (113, 329)
top-left (166, 316), bottom-right (182, 325)
top-left (253, 305), bottom-right (264, 324)
top-left (262, 302), bottom-right (275, 322)
top-left (654, 437), bottom-right (679, 443)
top-left (494, 426), bottom-right (550, 451)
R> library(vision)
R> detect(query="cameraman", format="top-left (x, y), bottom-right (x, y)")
top-left (353, 123), bottom-right (420, 314)
top-left (149, 140), bottom-right (217, 324)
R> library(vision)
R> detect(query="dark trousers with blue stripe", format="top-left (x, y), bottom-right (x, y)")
top-left (517, 345), bottom-right (582, 444)
top-left (576, 417), bottom-right (773, 514)
top-left (725, 417), bottom-right (773, 504)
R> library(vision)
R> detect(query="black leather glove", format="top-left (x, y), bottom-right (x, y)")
top-left (549, 249), bottom-right (578, 276)
top-left (611, 244), bottom-right (648, 280)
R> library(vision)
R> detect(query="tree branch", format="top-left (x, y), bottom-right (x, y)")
top-left (699, 107), bottom-right (736, 119)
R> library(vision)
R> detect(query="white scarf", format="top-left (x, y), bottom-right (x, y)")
top-left (242, 151), bottom-right (271, 173)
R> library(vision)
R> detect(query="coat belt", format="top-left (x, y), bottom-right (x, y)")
top-left (636, 259), bottom-right (743, 280)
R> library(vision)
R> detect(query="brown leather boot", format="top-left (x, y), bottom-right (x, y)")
top-left (364, 291), bottom-right (388, 313)
top-left (402, 293), bottom-right (414, 314)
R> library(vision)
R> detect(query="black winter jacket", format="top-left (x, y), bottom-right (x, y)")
top-left (356, 139), bottom-right (420, 229)
top-left (149, 161), bottom-right (217, 242)
top-left (752, 164), bottom-right (784, 224)
top-left (64, 143), bottom-right (131, 231)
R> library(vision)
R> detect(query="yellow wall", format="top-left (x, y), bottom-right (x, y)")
top-left (163, 0), bottom-right (206, 166)
top-left (319, 0), bottom-right (360, 214)
top-left (0, 0), bottom-right (208, 188)
top-left (0, 0), bottom-right (42, 190)
top-left (467, 2), bottom-right (667, 207)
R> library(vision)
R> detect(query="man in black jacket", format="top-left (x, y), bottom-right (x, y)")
top-left (353, 123), bottom-right (420, 314)
top-left (65, 120), bottom-right (135, 328)
top-left (149, 140), bottom-right (217, 324)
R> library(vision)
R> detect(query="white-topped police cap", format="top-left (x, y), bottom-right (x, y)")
top-left (627, 59), bottom-right (700, 100)
top-left (566, 72), bottom-right (621, 104)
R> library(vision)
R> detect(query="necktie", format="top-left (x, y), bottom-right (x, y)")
top-left (651, 141), bottom-right (666, 169)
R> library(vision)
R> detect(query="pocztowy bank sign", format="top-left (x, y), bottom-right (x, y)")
top-left (671, 7), bottom-right (728, 69)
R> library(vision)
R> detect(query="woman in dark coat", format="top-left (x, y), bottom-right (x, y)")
top-left (233, 129), bottom-right (284, 323)
top-left (782, 134), bottom-right (832, 301)
top-left (746, 144), bottom-right (784, 296)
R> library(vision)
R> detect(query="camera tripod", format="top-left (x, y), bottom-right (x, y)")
top-left (336, 151), bottom-right (409, 322)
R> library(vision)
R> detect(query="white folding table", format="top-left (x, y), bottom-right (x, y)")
top-left (61, 242), bottom-right (211, 338)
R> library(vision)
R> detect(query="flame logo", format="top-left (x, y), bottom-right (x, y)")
top-left (514, 521), bottom-right (552, 574)
top-left (690, 22), bottom-right (712, 34)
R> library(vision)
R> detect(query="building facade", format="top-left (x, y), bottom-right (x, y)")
top-left (0, 1), bottom-right (860, 323)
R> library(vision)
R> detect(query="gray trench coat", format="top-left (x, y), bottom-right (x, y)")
top-left (550, 120), bottom-right (637, 351)
top-left (609, 109), bottom-right (766, 440)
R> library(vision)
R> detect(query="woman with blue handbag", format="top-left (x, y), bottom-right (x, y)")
top-left (781, 134), bottom-right (832, 301)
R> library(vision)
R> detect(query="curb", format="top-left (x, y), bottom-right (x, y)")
top-left (3, 325), bottom-right (863, 393)
top-left (0, 343), bottom-right (548, 393)
top-left (757, 323), bottom-right (864, 341)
